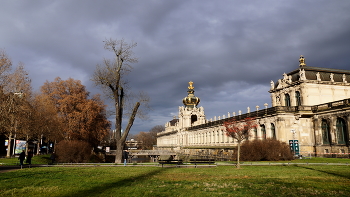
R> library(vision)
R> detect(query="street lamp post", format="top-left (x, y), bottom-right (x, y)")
top-left (291, 129), bottom-right (296, 155)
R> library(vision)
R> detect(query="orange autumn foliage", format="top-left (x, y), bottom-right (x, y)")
top-left (41, 77), bottom-right (110, 148)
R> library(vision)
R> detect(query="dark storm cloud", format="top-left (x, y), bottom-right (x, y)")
top-left (1, 0), bottom-right (350, 134)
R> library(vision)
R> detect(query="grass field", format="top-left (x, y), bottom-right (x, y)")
top-left (0, 154), bottom-right (52, 166)
top-left (1, 164), bottom-right (350, 197)
top-left (2, 154), bottom-right (350, 165)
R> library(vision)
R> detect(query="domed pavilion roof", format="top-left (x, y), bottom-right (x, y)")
top-left (182, 81), bottom-right (200, 108)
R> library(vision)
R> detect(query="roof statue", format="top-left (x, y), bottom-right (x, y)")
top-left (343, 74), bottom-right (347, 83)
top-left (316, 72), bottom-right (321, 81)
top-left (299, 69), bottom-right (306, 80)
top-left (270, 80), bottom-right (274, 90)
top-left (299, 55), bottom-right (306, 67)
top-left (188, 81), bottom-right (194, 90)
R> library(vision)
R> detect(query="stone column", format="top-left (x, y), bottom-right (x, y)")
top-left (265, 121), bottom-right (271, 138)
top-left (201, 132), bottom-right (204, 145)
top-left (209, 131), bottom-right (212, 144)
top-left (330, 116), bottom-right (336, 145)
top-left (205, 132), bottom-right (208, 145)
top-left (218, 130), bottom-right (223, 143)
top-left (347, 114), bottom-right (350, 146)
top-left (290, 90), bottom-right (296, 106)
top-left (190, 133), bottom-right (193, 145)
top-left (257, 126), bottom-right (262, 140)
top-left (299, 85), bottom-right (307, 106)
top-left (198, 133), bottom-right (200, 144)
top-left (281, 94), bottom-right (286, 107)
top-left (313, 116), bottom-right (321, 145)
top-left (271, 93), bottom-right (276, 107)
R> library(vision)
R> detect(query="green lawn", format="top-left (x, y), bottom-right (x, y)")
top-left (0, 154), bottom-right (52, 166)
top-left (1, 165), bottom-right (349, 197)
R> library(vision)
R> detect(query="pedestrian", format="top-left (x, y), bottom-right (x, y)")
top-left (123, 150), bottom-right (129, 166)
top-left (50, 152), bottom-right (56, 165)
top-left (26, 149), bottom-right (33, 165)
top-left (18, 150), bottom-right (25, 165)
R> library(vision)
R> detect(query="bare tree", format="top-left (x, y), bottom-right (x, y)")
top-left (0, 51), bottom-right (32, 157)
top-left (1, 92), bottom-right (25, 157)
top-left (92, 38), bottom-right (148, 163)
top-left (0, 49), bottom-right (12, 87)
top-left (3, 63), bottom-right (32, 96)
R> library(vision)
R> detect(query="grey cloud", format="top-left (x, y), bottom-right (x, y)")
top-left (1, 0), bottom-right (350, 134)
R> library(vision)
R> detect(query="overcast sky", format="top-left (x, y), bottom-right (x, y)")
top-left (1, 1), bottom-right (350, 135)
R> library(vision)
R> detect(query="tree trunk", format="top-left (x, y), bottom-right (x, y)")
top-left (6, 132), bottom-right (12, 158)
top-left (114, 102), bottom-right (140, 163)
top-left (12, 134), bottom-right (16, 157)
top-left (36, 141), bottom-right (40, 155)
top-left (25, 135), bottom-right (29, 155)
top-left (46, 138), bottom-right (50, 154)
top-left (236, 142), bottom-right (241, 169)
top-left (115, 139), bottom-right (124, 163)
top-left (114, 99), bottom-right (122, 163)
top-left (121, 102), bottom-right (140, 143)
top-left (36, 135), bottom-right (42, 155)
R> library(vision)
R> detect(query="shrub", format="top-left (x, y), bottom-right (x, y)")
top-left (240, 139), bottom-right (293, 161)
top-left (55, 140), bottom-right (92, 163)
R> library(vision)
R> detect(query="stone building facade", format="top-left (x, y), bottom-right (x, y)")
top-left (157, 56), bottom-right (350, 158)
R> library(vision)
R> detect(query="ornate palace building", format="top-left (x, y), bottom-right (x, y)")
top-left (157, 56), bottom-right (350, 157)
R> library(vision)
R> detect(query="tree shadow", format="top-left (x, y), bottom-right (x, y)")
top-left (297, 165), bottom-right (350, 180)
top-left (61, 167), bottom-right (169, 197)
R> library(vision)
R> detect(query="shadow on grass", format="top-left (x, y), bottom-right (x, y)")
top-left (61, 167), bottom-right (169, 197)
top-left (297, 165), bottom-right (350, 180)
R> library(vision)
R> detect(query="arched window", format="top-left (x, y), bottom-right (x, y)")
top-left (321, 119), bottom-right (331, 145)
top-left (191, 115), bottom-right (198, 125)
top-left (261, 125), bottom-right (266, 140)
top-left (336, 118), bottom-right (347, 145)
top-left (285, 94), bottom-right (291, 107)
top-left (295, 91), bottom-right (301, 106)
top-left (271, 123), bottom-right (276, 139)
top-left (253, 127), bottom-right (258, 140)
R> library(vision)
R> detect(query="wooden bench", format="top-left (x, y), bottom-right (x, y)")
top-left (190, 159), bottom-right (215, 165)
top-left (158, 160), bottom-right (183, 167)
